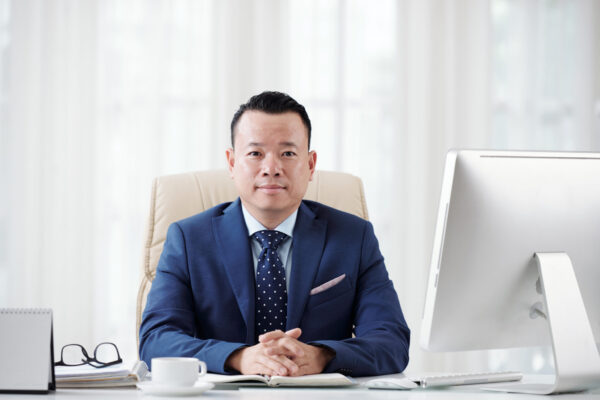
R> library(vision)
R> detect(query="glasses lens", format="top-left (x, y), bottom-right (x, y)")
top-left (61, 344), bottom-right (86, 365)
top-left (95, 343), bottom-right (119, 364)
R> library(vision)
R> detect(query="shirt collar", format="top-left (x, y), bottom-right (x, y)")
top-left (241, 203), bottom-right (297, 238)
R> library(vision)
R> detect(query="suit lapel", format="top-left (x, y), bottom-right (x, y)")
top-left (287, 202), bottom-right (327, 330)
top-left (212, 199), bottom-right (255, 343)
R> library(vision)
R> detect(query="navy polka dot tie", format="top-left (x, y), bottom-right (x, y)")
top-left (253, 230), bottom-right (288, 338)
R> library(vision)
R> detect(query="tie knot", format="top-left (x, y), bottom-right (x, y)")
top-left (253, 230), bottom-right (288, 250)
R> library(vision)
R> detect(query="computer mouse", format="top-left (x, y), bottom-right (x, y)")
top-left (366, 377), bottom-right (419, 390)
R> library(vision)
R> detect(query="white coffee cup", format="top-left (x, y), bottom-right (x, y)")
top-left (151, 357), bottom-right (207, 387)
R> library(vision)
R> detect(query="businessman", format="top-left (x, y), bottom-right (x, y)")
top-left (139, 91), bottom-right (410, 377)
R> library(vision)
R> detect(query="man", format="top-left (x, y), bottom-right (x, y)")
top-left (139, 91), bottom-right (410, 376)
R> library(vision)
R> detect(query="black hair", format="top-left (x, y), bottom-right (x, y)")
top-left (230, 91), bottom-right (312, 149)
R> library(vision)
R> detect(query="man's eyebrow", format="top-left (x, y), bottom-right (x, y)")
top-left (245, 141), bottom-right (299, 147)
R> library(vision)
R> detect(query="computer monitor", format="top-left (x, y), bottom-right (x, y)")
top-left (421, 150), bottom-right (600, 394)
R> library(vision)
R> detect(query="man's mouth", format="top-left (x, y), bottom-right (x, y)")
top-left (257, 184), bottom-right (286, 194)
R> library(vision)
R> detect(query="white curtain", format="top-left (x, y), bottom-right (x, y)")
top-left (1, 0), bottom-right (598, 371)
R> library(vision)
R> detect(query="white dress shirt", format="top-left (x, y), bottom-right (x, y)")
top-left (241, 204), bottom-right (297, 292)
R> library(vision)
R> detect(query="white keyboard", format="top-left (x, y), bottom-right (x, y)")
top-left (411, 371), bottom-right (523, 388)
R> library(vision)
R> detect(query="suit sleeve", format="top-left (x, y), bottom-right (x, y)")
top-left (312, 221), bottom-right (410, 376)
top-left (138, 223), bottom-right (245, 373)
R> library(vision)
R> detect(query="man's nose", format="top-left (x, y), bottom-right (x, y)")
top-left (261, 154), bottom-right (281, 176)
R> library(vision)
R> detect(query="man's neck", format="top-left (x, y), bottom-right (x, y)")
top-left (241, 202), bottom-right (299, 230)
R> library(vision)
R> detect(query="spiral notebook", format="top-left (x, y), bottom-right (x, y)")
top-left (0, 308), bottom-right (55, 393)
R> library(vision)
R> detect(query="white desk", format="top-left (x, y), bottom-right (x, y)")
top-left (4, 386), bottom-right (600, 399)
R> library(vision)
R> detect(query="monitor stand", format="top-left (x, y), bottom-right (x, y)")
top-left (484, 252), bottom-right (600, 394)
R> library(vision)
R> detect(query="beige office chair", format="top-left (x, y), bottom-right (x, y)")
top-left (136, 169), bottom-right (369, 348)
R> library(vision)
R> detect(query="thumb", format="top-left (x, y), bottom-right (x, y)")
top-left (285, 327), bottom-right (302, 339)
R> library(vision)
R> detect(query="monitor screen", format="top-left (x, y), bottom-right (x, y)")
top-left (420, 150), bottom-right (600, 393)
top-left (421, 150), bottom-right (600, 394)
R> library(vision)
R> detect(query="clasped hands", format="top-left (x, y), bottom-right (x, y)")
top-left (226, 328), bottom-right (334, 376)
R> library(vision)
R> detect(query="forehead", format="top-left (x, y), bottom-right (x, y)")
top-left (234, 111), bottom-right (308, 147)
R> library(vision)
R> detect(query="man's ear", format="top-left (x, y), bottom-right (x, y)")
top-left (226, 148), bottom-right (235, 177)
top-left (308, 150), bottom-right (317, 181)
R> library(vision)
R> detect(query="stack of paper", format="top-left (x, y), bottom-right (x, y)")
top-left (55, 360), bottom-right (149, 388)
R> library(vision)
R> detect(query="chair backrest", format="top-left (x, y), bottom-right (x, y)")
top-left (136, 169), bottom-right (369, 346)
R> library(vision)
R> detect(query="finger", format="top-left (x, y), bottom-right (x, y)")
top-left (265, 355), bottom-right (300, 375)
top-left (273, 354), bottom-right (299, 375)
top-left (261, 339), bottom-right (293, 356)
top-left (280, 336), bottom-right (305, 357)
top-left (296, 363), bottom-right (317, 377)
top-left (260, 334), bottom-right (304, 355)
top-left (260, 329), bottom-right (305, 357)
top-left (257, 354), bottom-right (293, 376)
top-left (258, 329), bottom-right (286, 343)
top-left (259, 328), bottom-right (301, 347)
top-left (285, 327), bottom-right (302, 339)
top-left (254, 365), bottom-right (278, 377)
top-left (264, 337), bottom-right (305, 358)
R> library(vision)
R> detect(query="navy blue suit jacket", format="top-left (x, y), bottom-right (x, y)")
top-left (139, 199), bottom-right (410, 376)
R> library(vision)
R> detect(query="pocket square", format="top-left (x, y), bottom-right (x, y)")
top-left (310, 274), bottom-right (346, 295)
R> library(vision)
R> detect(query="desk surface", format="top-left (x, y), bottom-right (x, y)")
top-left (5, 386), bottom-right (600, 399)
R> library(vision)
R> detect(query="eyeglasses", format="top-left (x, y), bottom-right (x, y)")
top-left (54, 342), bottom-right (123, 368)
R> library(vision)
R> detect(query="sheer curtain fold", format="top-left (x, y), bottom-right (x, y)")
top-left (0, 0), bottom-right (598, 370)
top-left (4, 0), bottom-right (100, 349)
top-left (393, 0), bottom-right (492, 373)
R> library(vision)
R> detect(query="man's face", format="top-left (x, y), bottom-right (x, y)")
top-left (226, 110), bottom-right (316, 226)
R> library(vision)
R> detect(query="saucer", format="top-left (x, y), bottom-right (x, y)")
top-left (137, 381), bottom-right (214, 397)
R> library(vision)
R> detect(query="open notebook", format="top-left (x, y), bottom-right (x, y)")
top-left (201, 372), bottom-right (355, 387)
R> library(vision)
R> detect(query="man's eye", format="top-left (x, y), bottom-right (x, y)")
top-left (248, 151), bottom-right (261, 157)
top-left (283, 151), bottom-right (296, 157)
